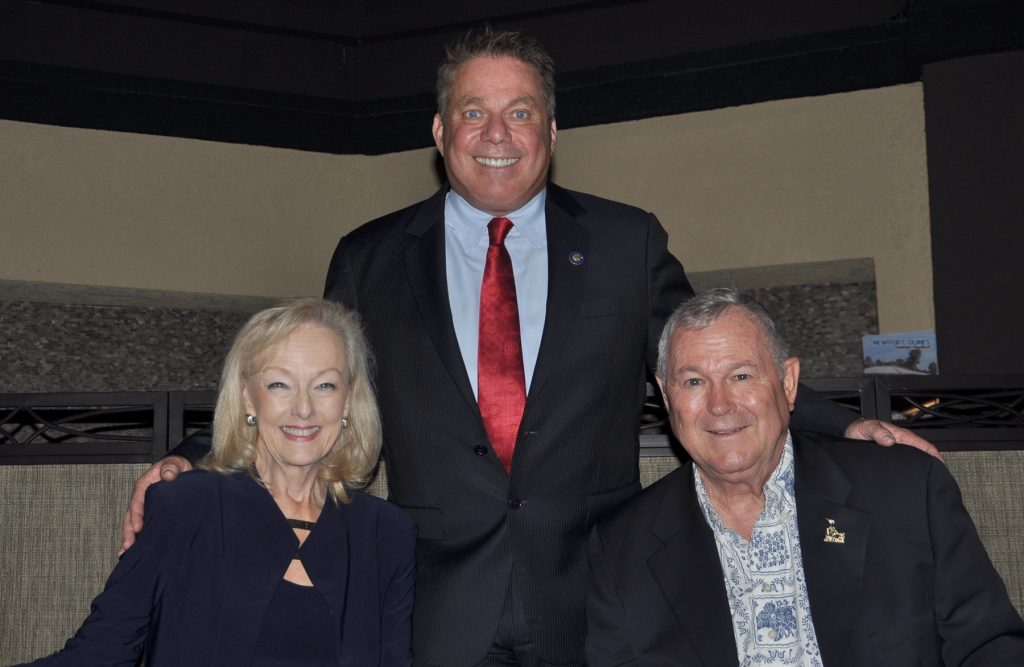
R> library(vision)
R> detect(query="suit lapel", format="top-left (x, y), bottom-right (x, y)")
top-left (401, 186), bottom-right (592, 416)
top-left (402, 189), bottom-right (478, 411)
top-left (528, 185), bottom-right (589, 401)
top-left (212, 475), bottom-right (296, 664)
top-left (302, 498), bottom-right (367, 664)
top-left (793, 434), bottom-right (870, 667)
top-left (648, 467), bottom-right (739, 666)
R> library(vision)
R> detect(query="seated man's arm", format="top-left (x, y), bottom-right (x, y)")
top-left (119, 428), bottom-right (210, 553)
top-left (926, 457), bottom-right (1024, 664)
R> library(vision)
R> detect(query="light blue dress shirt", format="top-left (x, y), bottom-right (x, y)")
top-left (444, 189), bottom-right (549, 398)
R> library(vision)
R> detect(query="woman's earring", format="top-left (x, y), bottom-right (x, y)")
top-left (341, 418), bottom-right (349, 429)
top-left (245, 414), bottom-right (257, 427)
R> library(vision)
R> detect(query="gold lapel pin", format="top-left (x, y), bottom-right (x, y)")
top-left (823, 518), bottom-right (846, 544)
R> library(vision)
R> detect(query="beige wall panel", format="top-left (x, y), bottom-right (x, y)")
top-left (554, 84), bottom-right (933, 333)
top-left (0, 119), bottom-right (439, 298)
top-left (1, 83), bottom-right (932, 332)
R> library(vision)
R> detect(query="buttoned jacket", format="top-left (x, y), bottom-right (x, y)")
top-left (323, 184), bottom-right (693, 665)
top-left (322, 184), bottom-right (854, 665)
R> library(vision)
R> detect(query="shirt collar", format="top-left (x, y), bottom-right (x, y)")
top-left (445, 188), bottom-right (547, 254)
top-left (694, 432), bottom-right (796, 537)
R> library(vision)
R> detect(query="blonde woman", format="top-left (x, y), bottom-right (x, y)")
top-left (23, 299), bottom-right (415, 666)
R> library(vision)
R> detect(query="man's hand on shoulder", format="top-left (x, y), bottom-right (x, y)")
top-left (120, 455), bottom-right (192, 554)
top-left (844, 418), bottom-right (944, 461)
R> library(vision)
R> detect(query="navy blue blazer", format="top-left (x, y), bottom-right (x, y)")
top-left (586, 432), bottom-right (1024, 666)
top-left (24, 470), bottom-right (417, 666)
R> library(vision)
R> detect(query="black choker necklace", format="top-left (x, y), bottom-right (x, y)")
top-left (287, 518), bottom-right (316, 532)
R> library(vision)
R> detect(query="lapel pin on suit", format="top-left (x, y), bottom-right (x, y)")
top-left (823, 518), bottom-right (846, 544)
top-left (569, 251), bottom-right (585, 266)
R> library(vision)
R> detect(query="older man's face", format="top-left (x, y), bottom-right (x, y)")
top-left (432, 56), bottom-right (556, 217)
top-left (657, 307), bottom-right (799, 488)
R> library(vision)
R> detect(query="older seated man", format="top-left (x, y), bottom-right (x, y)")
top-left (585, 288), bottom-right (1024, 667)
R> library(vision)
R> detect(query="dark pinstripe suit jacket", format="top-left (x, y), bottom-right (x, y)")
top-left (322, 184), bottom-right (854, 665)
top-left (323, 184), bottom-right (690, 665)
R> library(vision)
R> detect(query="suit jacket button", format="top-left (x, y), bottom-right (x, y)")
top-left (473, 445), bottom-right (488, 456)
top-left (508, 497), bottom-right (523, 510)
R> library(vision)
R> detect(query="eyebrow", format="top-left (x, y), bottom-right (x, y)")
top-left (455, 95), bottom-right (539, 109)
top-left (675, 361), bottom-right (758, 375)
top-left (259, 366), bottom-right (344, 376)
top-left (507, 95), bottom-right (539, 107)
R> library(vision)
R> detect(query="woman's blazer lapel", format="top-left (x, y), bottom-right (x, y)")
top-left (210, 474), bottom-right (302, 664)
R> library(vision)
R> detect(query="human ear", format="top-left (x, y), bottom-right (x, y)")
top-left (782, 358), bottom-right (800, 410)
top-left (242, 382), bottom-right (257, 416)
top-left (432, 114), bottom-right (445, 155)
top-left (655, 376), bottom-right (671, 414)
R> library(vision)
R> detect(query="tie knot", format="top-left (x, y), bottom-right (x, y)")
top-left (488, 217), bottom-right (514, 246)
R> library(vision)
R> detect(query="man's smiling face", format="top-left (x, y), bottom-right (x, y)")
top-left (657, 307), bottom-right (800, 489)
top-left (432, 55), bottom-right (556, 216)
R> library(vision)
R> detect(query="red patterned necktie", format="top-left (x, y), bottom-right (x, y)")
top-left (478, 217), bottom-right (527, 473)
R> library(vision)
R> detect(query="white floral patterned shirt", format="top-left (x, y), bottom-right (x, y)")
top-left (694, 434), bottom-right (823, 666)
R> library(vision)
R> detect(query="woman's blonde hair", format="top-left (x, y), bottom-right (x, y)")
top-left (201, 298), bottom-right (381, 503)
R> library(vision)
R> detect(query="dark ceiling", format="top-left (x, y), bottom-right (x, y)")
top-left (1, 0), bottom-right (1021, 154)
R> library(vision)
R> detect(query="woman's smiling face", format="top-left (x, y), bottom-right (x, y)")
top-left (244, 324), bottom-right (350, 471)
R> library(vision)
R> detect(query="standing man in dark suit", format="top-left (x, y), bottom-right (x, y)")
top-left (586, 288), bottom-right (1024, 666)
top-left (123, 30), bottom-right (937, 666)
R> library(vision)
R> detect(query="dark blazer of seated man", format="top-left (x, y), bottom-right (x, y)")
top-left (585, 288), bottom-right (1024, 667)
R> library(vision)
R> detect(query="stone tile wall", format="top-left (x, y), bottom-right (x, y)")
top-left (749, 282), bottom-right (878, 378)
top-left (0, 280), bottom-right (876, 393)
top-left (0, 300), bottom-right (253, 393)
